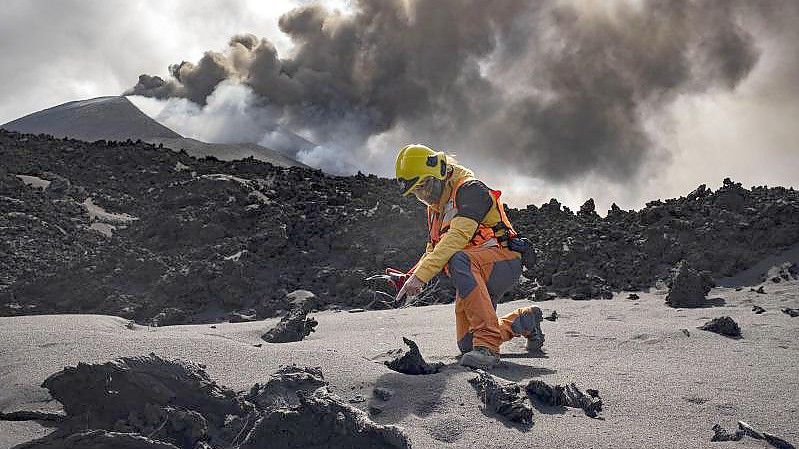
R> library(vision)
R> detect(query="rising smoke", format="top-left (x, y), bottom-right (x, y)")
top-left (126, 0), bottom-right (789, 196)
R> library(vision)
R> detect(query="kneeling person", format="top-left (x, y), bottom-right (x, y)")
top-left (392, 144), bottom-right (545, 369)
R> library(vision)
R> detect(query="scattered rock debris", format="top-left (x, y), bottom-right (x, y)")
top-left (766, 262), bottom-right (799, 283)
top-left (525, 380), bottom-right (603, 418)
top-left (261, 307), bottom-right (318, 343)
top-left (544, 311), bottom-right (558, 322)
top-left (665, 260), bottom-right (714, 308)
top-left (384, 337), bottom-right (443, 375)
top-left (699, 316), bottom-right (742, 338)
top-left (532, 287), bottom-right (556, 302)
top-left (752, 305), bottom-right (766, 314)
top-left (6, 354), bottom-right (410, 449)
top-left (751, 286), bottom-right (766, 294)
top-left (681, 328), bottom-right (691, 337)
top-left (782, 308), bottom-right (799, 318)
top-left (627, 293), bottom-right (640, 300)
top-left (712, 421), bottom-right (795, 449)
top-left (469, 370), bottom-right (533, 425)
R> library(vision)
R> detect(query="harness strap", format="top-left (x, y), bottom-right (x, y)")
top-left (427, 176), bottom-right (516, 249)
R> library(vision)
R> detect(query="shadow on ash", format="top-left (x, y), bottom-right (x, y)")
top-left (1, 353), bottom-right (410, 449)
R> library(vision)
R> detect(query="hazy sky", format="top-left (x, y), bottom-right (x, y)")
top-left (2, 0), bottom-right (797, 212)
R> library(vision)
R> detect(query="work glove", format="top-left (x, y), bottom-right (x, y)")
top-left (385, 267), bottom-right (409, 291)
top-left (395, 274), bottom-right (425, 303)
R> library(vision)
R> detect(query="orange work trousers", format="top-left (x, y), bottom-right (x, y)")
top-left (448, 245), bottom-right (528, 354)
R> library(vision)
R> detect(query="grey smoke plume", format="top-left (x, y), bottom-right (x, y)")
top-left (127, 0), bottom-right (774, 183)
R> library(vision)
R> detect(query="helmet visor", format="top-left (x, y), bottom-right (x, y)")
top-left (412, 177), bottom-right (442, 206)
top-left (397, 176), bottom-right (420, 196)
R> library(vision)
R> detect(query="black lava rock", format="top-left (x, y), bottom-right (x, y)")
top-left (665, 260), bottom-right (714, 308)
top-left (699, 316), bottom-right (742, 338)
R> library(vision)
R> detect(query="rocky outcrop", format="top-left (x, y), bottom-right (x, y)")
top-left (665, 260), bottom-right (714, 308)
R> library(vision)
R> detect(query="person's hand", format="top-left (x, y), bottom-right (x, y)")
top-left (395, 275), bottom-right (424, 303)
top-left (385, 268), bottom-right (408, 290)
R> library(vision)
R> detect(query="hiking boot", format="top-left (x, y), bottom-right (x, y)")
top-left (517, 306), bottom-right (545, 352)
top-left (459, 346), bottom-right (500, 369)
top-left (526, 333), bottom-right (545, 352)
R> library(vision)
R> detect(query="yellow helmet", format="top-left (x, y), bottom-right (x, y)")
top-left (395, 144), bottom-right (448, 196)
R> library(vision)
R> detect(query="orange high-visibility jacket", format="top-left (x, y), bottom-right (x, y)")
top-left (412, 164), bottom-right (517, 283)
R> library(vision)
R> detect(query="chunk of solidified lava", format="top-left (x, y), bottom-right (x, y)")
top-left (544, 311), bottom-right (558, 322)
top-left (699, 316), bottom-right (742, 338)
top-left (469, 370), bottom-right (533, 425)
top-left (711, 424), bottom-right (744, 441)
top-left (712, 422), bottom-right (796, 449)
top-left (526, 379), bottom-right (603, 418)
top-left (752, 305), bottom-right (766, 314)
top-left (739, 420), bottom-right (797, 449)
top-left (10, 355), bottom-right (412, 449)
top-left (13, 430), bottom-right (183, 448)
top-left (384, 337), bottom-right (443, 375)
top-left (240, 387), bottom-right (411, 449)
top-left (373, 387), bottom-right (394, 401)
top-left (782, 308), bottom-right (799, 318)
top-left (665, 260), bottom-right (714, 308)
top-left (244, 365), bottom-right (328, 409)
top-left (261, 307), bottom-right (318, 343)
top-left (26, 353), bottom-right (255, 449)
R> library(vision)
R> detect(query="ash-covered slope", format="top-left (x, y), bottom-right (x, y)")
top-left (1, 130), bottom-right (798, 324)
top-left (2, 96), bottom-right (307, 170)
top-left (1, 96), bottom-right (181, 142)
top-left (146, 137), bottom-right (310, 170)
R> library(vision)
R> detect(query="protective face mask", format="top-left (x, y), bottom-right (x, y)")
top-left (413, 178), bottom-right (443, 207)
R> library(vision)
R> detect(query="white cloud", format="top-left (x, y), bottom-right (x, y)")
top-left (0, 0), bottom-right (297, 124)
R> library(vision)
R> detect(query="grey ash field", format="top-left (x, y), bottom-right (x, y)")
top-left (2, 278), bottom-right (798, 448)
top-left (1, 129), bottom-right (798, 448)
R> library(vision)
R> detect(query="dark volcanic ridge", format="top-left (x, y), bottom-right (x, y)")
top-left (2, 129), bottom-right (799, 324)
top-left (1, 96), bottom-right (307, 170)
top-left (1, 97), bottom-right (181, 142)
